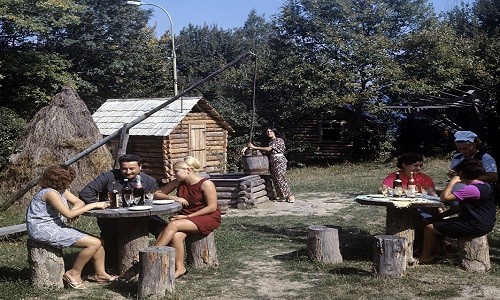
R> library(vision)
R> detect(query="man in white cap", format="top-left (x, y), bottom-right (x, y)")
top-left (448, 131), bottom-right (498, 184)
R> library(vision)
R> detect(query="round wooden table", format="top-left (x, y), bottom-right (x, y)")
top-left (84, 202), bottom-right (182, 277)
top-left (355, 194), bottom-right (444, 263)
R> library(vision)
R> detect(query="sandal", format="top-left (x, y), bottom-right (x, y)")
top-left (287, 196), bottom-right (295, 203)
top-left (63, 274), bottom-right (86, 290)
top-left (87, 274), bottom-right (119, 284)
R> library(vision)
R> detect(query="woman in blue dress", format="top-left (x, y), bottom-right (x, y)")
top-left (26, 165), bottom-right (117, 289)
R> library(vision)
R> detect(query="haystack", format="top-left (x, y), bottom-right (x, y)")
top-left (0, 86), bottom-right (113, 207)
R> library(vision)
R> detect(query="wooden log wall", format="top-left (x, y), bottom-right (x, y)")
top-left (290, 111), bottom-right (355, 161)
top-left (164, 112), bottom-right (228, 178)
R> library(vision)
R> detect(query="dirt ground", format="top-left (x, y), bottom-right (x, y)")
top-left (74, 192), bottom-right (500, 299)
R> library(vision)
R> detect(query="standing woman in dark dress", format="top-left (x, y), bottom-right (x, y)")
top-left (154, 156), bottom-right (221, 278)
top-left (248, 127), bottom-right (295, 203)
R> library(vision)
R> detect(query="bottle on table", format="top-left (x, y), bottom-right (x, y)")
top-left (121, 179), bottom-right (133, 207)
top-left (393, 171), bottom-right (403, 197)
top-left (132, 175), bottom-right (145, 205)
top-left (108, 181), bottom-right (120, 208)
top-left (407, 171), bottom-right (417, 197)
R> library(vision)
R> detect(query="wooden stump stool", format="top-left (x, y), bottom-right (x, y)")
top-left (27, 239), bottom-right (65, 288)
top-left (186, 232), bottom-right (219, 268)
top-left (307, 225), bottom-right (343, 264)
top-left (373, 235), bottom-right (407, 278)
top-left (138, 246), bottom-right (175, 299)
top-left (457, 235), bottom-right (490, 272)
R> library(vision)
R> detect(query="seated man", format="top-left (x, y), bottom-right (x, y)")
top-left (79, 154), bottom-right (166, 273)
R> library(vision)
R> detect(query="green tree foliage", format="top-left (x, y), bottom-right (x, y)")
top-left (261, 0), bottom-right (435, 160)
top-left (0, 107), bottom-right (26, 171)
top-left (0, 0), bottom-right (82, 117)
top-left (59, 0), bottom-right (168, 111)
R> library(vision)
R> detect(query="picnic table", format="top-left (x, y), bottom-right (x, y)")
top-left (84, 202), bottom-right (182, 277)
top-left (355, 194), bottom-right (444, 263)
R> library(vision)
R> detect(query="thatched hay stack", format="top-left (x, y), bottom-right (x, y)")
top-left (0, 86), bottom-right (113, 207)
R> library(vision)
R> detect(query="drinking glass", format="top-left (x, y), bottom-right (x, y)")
top-left (421, 187), bottom-right (429, 198)
top-left (144, 192), bottom-right (154, 206)
top-left (123, 194), bottom-right (133, 207)
top-left (381, 185), bottom-right (389, 197)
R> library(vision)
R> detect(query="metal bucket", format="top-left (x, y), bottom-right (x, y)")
top-left (242, 153), bottom-right (269, 175)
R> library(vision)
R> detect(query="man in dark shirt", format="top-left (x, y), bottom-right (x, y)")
top-left (80, 154), bottom-right (166, 273)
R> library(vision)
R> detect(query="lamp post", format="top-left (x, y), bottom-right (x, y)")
top-left (127, 1), bottom-right (178, 96)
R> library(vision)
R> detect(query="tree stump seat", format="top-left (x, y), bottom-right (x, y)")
top-left (186, 232), bottom-right (218, 268)
top-left (457, 234), bottom-right (490, 272)
top-left (138, 246), bottom-right (175, 299)
top-left (27, 239), bottom-right (65, 289)
top-left (307, 225), bottom-right (343, 264)
top-left (373, 235), bottom-right (408, 278)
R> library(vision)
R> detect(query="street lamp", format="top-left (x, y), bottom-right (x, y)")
top-left (126, 1), bottom-right (178, 96)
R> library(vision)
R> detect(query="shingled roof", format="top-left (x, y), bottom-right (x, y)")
top-left (92, 96), bottom-right (234, 136)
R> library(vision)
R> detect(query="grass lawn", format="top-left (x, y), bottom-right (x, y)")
top-left (0, 157), bottom-right (499, 299)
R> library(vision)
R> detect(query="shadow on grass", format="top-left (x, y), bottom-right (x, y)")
top-left (0, 266), bottom-right (30, 282)
top-left (242, 222), bottom-right (375, 262)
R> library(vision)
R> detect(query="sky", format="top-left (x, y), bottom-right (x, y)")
top-left (134, 0), bottom-right (475, 36)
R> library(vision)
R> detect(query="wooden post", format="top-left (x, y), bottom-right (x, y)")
top-left (186, 232), bottom-right (219, 268)
top-left (27, 239), bottom-right (65, 289)
top-left (138, 246), bottom-right (175, 299)
top-left (373, 235), bottom-right (407, 278)
top-left (307, 225), bottom-right (343, 264)
top-left (114, 124), bottom-right (129, 168)
top-left (385, 206), bottom-right (419, 263)
top-left (457, 235), bottom-right (490, 272)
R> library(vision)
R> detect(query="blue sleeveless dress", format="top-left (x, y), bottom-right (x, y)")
top-left (26, 188), bottom-right (86, 248)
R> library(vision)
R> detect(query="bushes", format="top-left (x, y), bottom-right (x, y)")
top-left (0, 108), bottom-right (26, 171)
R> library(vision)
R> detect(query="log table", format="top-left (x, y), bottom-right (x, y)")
top-left (355, 194), bottom-right (444, 264)
top-left (84, 202), bottom-right (182, 278)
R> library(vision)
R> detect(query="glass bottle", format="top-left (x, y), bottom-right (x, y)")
top-left (121, 179), bottom-right (133, 207)
top-left (393, 171), bottom-right (403, 197)
top-left (407, 171), bottom-right (417, 197)
top-left (108, 181), bottom-right (120, 208)
top-left (133, 175), bottom-right (145, 205)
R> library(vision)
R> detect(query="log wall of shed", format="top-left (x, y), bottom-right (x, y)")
top-left (290, 113), bottom-right (354, 161)
top-left (163, 112), bottom-right (228, 179)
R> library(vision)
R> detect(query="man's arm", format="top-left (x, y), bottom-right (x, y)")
top-left (79, 171), bottom-right (112, 203)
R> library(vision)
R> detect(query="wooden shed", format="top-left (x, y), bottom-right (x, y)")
top-left (288, 106), bottom-right (385, 161)
top-left (92, 97), bottom-right (234, 181)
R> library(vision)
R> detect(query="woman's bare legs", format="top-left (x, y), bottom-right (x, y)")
top-left (418, 224), bottom-right (441, 262)
top-left (170, 232), bottom-right (187, 278)
top-left (65, 236), bottom-right (115, 284)
top-left (155, 219), bottom-right (199, 278)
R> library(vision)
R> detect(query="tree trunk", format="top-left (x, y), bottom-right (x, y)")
top-left (138, 246), bottom-right (175, 299)
top-left (457, 235), bottom-right (490, 272)
top-left (118, 217), bottom-right (150, 280)
top-left (307, 225), bottom-right (343, 264)
top-left (385, 206), bottom-right (418, 263)
top-left (373, 235), bottom-right (407, 278)
top-left (186, 232), bottom-right (218, 268)
top-left (27, 239), bottom-right (65, 289)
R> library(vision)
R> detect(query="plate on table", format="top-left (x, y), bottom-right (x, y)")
top-left (153, 200), bottom-right (175, 205)
top-left (424, 195), bottom-right (440, 201)
top-left (128, 205), bottom-right (153, 211)
top-left (389, 197), bottom-right (413, 201)
top-left (365, 194), bottom-right (386, 198)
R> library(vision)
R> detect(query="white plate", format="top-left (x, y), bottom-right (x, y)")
top-left (128, 205), bottom-right (153, 211)
top-left (365, 194), bottom-right (386, 198)
top-left (153, 200), bottom-right (175, 205)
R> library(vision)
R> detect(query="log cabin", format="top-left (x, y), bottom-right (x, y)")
top-left (92, 97), bottom-right (234, 181)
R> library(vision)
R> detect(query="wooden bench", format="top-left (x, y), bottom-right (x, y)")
top-left (0, 223), bottom-right (27, 238)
